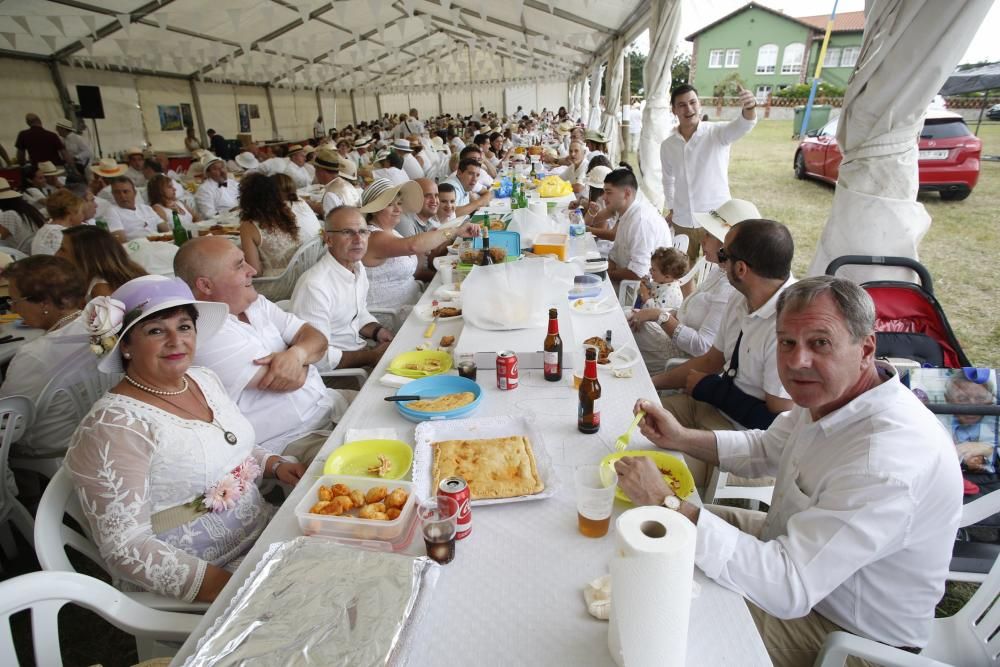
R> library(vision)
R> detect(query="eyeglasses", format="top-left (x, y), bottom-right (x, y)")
top-left (325, 228), bottom-right (371, 238)
top-left (7, 295), bottom-right (32, 307)
top-left (717, 246), bottom-right (749, 267)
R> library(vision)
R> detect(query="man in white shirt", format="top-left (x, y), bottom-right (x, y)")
top-left (393, 139), bottom-right (425, 180)
top-left (174, 236), bottom-right (351, 463)
top-left (371, 150), bottom-right (410, 186)
top-left (55, 119), bottom-right (93, 170)
top-left (106, 177), bottom-right (165, 240)
top-left (124, 147), bottom-right (147, 188)
top-left (195, 156), bottom-right (238, 218)
top-left (617, 276), bottom-right (964, 665)
top-left (660, 84), bottom-right (757, 264)
top-left (442, 158), bottom-right (493, 217)
top-left (605, 168), bottom-right (671, 283)
top-left (392, 109), bottom-right (425, 139)
top-left (313, 115), bottom-right (325, 140)
top-left (283, 145), bottom-right (313, 189)
top-left (290, 206), bottom-right (394, 371)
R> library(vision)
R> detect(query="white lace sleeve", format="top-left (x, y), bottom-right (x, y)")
top-left (65, 409), bottom-right (208, 602)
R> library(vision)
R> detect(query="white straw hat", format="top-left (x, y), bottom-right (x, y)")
top-left (693, 199), bottom-right (762, 241)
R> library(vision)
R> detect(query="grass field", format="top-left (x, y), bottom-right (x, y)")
top-left (719, 118), bottom-right (1000, 366)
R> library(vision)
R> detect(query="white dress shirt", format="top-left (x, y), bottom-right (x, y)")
top-left (713, 276), bottom-right (794, 404)
top-left (660, 115), bottom-right (756, 228)
top-left (608, 197), bottom-right (672, 279)
top-left (31, 223), bottom-right (66, 255)
top-left (63, 132), bottom-right (93, 166)
top-left (106, 202), bottom-right (162, 240)
top-left (670, 264), bottom-right (735, 357)
top-left (401, 153), bottom-right (425, 180)
top-left (392, 117), bottom-right (425, 139)
top-left (699, 367), bottom-right (964, 648)
top-left (372, 167), bottom-right (409, 186)
top-left (285, 161), bottom-right (313, 189)
top-left (257, 157), bottom-right (288, 177)
top-left (290, 252), bottom-right (377, 370)
top-left (125, 166), bottom-right (147, 188)
top-left (558, 160), bottom-right (587, 185)
top-left (193, 295), bottom-right (349, 456)
top-left (290, 200), bottom-right (322, 240)
top-left (195, 178), bottom-right (238, 218)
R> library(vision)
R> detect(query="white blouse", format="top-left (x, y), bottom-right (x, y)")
top-left (671, 264), bottom-right (736, 357)
top-left (64, 367), bottom-right (275, 602)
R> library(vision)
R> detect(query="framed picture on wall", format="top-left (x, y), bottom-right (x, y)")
top-left (180, 103), bottom-right (194, 128)
top-left (238, 103), bottom-right (251, 132)
top-left (158, 105), bottom-right (183, 131)
top-left (249, 104), bottom-right (260, 119)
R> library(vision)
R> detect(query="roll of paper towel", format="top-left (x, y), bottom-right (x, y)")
top-left (528, 200), bottom-right (548, 219)
top-left (608, 506), bottom-right (697, 667)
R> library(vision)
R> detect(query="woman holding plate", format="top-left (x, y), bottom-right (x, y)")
top-left (65, 275), bottom-right (306, 603)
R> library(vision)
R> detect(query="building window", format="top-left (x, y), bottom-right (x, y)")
top-left (823, 47), bottom-right (841, 68)
top-left (755, 85), bottom-right (772, 103)
top-left (725, 48), bottom-right (740, 68)
top-left (781, 43), bottom-right (804, 74)
top-left (756, 44), bottom-right (777, 74)
top-left (840, 46), bottom-right (860, 68)
top-left (709, 49), bottom-right (724, 68)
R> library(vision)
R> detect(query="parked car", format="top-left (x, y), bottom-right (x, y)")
top-left (988, 104), bottom-right (1000, 121)
top-left (794, 111), bottom-right (982, 200)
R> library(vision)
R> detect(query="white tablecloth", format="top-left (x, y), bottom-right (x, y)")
top-left (171, 273), bottom-right (771, 666)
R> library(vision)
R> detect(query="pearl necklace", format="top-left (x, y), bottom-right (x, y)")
top-left (125, 374), bottom-right (190, 396)
top-left (47, 310), bottom-right (81, 333)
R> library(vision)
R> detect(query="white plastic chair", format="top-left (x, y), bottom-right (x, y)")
top-left (815, 553), bottom-right (1000, 667)
top-left (0, 571), bottom-right (200, 666)
top-left (252, 236), bottom-right (326, 302)
top-left (675, 255), bottom-right (713, 290)
top-left (319, 366), bottom-right (369, 389)
top-left (35, 467), bottom-right (209, 614)
top-left (950, 488), bottom-right (1000, 583)
top-left (0, 396), bottom-right (34, 569)
top-left (672, 233), bottom-right (690, 255)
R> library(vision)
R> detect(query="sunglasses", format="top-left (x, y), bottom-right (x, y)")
top-left (325, 228), bottom-right (371, 239)
top-left (717, 246), bottom-right (749, 267)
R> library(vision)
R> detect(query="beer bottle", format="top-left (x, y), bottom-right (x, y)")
top-left (479, 228), bottom-right (494, 265)
top-left (172, 210), bottom-right (189, 247)
top-left (543, 308), bottom-right (562, 382)
top-left (578, 347), bottom-right (601, 434)
top-left (95, 218), bottom-right (109, 231)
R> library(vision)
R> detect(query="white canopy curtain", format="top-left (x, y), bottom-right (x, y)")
top-left (638, 0), bottom-right (682, 210)
top-left (807, 0), bottom-right (994, 283)
top-left (588, 63), bottom-right (604, 130)
top-left (601, 36), bottom-right (626, 166)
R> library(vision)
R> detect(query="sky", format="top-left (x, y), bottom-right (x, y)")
top-left (630, 0), bottom-right (1000, 66)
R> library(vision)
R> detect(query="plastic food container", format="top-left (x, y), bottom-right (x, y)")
top-left (394, 375), bottom-right (482, 423)
top-left (295, 474), bottom-right (417, 547)
top-left (533, 232), bottom-right (569, 261)
top-left (568, 273), bottom-right (603, 300)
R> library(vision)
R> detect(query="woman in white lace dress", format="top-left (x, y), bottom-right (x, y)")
top-left (65, 276), bottom-right (306, 603)
top-left (360, 178), bottom-right (479, 315)
top-left (238, 172), bottom-right (301, 277)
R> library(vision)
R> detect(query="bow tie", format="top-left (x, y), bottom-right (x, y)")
top-left (218, 181), bottom-right (227, 188)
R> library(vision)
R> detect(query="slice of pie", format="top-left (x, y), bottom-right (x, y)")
top-left (431, 436), bottom-right (544, 499)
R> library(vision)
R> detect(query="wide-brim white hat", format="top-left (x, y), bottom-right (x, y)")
top-left (360, 178), bottom-right (422, 214)
top-left (692, 199), bottom-right (762, 241)
top-left (234, 152), bottom-right (260, 171)
top-left (585, 165), bottom-right (613, 190)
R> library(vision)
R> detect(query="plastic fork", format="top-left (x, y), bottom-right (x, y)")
top-left (614, 411), bottom-right (645, 452)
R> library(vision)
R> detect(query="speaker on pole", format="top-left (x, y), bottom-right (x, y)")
top-left (76, 85), bottom-right (105, 119)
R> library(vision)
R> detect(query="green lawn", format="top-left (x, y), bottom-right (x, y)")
top-left (726, 119), bottom-right (1000, 367)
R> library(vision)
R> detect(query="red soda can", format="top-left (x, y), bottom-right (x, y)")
top-left (496, 350), bottom-right (519, 390)
top-left (439, 476), bottom-right (472, 539)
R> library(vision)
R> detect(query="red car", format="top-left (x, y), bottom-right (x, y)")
top-left (794, 111), bottom-right (982, 200)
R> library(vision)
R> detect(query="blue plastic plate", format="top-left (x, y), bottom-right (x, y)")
top-left (394, 375), bottom-right (483, 423)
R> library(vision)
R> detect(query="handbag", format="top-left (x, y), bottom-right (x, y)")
top-left (690, 331), bottom-right (781, 430)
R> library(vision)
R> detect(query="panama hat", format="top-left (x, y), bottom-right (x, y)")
top-left (311, 148), bottom-right (341, 172)
top-left (0, 178), bottom-right (22, 200)
top-left (125, 146), bottom-right (145, 157)
top-left (392, 139), bottom-right (413, 153)
top-left (234, 152), bottom-right (260, 171)
top-left (55, 118), bottom-right (75, 132)
top-left (373, 148), bottom-right (392, 163)
top-left (92, 158), bottom-right (127, 179)
top-left (583, 130), bottom-right (608, 144)
top-left (38, 161), bottom-right (65, 177)
top-left (360, 178), bottom-right (422, 214)
top-left (201, 153), bottom-right (225, 171)
top-left (692, 199), bottom-right (761, 242)
top-left (88, 275), bottom-right (229, 374)
top-left (353, 135), bottom-right (374, 149)
top-left (287, 144), bottom-right (306, 157)
top-left (337, 158), bottom-right (358, 182)
top-left (584, 165), bottom-right (613, 190)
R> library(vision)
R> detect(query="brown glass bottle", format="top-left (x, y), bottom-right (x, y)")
top-left (578, 347), bottom-right (601, 433)
top-left (543, 308), bottom-right (562, 382)
top-left (480, 228), bottom-right (494, 265)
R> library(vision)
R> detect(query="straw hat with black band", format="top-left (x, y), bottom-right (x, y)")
top-left (359, 178), bottom-right (423, 215)
top-left (311, 148), bottom-right (341, 173)
top-left (0, 177), bottom-right (22, 200)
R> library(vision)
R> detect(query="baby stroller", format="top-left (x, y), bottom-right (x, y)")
top-left (828, 256), bottom-right (1000, 581)
top-left (825, 255), bottom-right (971, 368)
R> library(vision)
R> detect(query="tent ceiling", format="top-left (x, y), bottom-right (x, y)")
top-left (0, 0), bottom-right (647, 91)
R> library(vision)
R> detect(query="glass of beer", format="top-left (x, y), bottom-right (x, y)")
top-left (575, 464), bottom-right (618, 538)
top-left (418, 496), bottom-right (459, 564)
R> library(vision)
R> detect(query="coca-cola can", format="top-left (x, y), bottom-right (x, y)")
top-left (496, 350), bottom-right (519, 390)
top-left (438, 476), bottom-right (472, 540)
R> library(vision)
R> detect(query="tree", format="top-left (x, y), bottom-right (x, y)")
top-left (712, 72), bottom-right (747, 97)
top-left (671, 53), bottom-right (690, 87)
top-left (628, 50), bottom-right (646, 97)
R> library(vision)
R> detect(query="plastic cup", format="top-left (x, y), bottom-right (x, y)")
top-left (438, 261), bottom-right (454, 286)
top-left (575, 465), bottom-right (618, 538)
top-left (418, 496), bottom-right (459, 564)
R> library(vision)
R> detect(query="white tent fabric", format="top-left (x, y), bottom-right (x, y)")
top-left (601, 37), bottom-right (626, 166)
top-left (582, 76), bottom-right (592, 126)
top-left (807, 0), bottom-right (994, 283)
top-left (587, 64), bottom-right (604, 130)
top-left (638, 0), bottom-right (683, 210)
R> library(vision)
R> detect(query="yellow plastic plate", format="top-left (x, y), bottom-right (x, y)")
top-left (600, 450), bottom-right (696, 503)
top-left (387, 350), bottom-right (453, 378)
top-left (323, 439), bottom-right (413, 479)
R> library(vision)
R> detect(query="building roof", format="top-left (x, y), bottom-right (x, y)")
top-left (685, 3), bottom-right (865, 42)
top-left (796, 11), bottom-right (866, 33)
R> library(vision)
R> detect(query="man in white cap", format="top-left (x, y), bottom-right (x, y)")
top-left (106, 177), bottom-right (166, 240)
top-left (392, 139), bottom-right (425, 180)
top-left (661, 84), bottom-right (758, 264)
top-left (124, 147), bottom-right (147, 188)
top-left (55, 119), bottom-right (93, 170)
top-left (195, 155), bottom-right (238, 218)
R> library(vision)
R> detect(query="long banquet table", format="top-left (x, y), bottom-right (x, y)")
top-left (171, 269), bottom-right (771, 666)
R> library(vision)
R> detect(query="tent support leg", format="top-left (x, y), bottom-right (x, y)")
top-left (189, 79), bottom-right (207, 148)
top-left (264, 84), bottom-right (278, 140)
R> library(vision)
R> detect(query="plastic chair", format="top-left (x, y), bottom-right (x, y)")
top-left (252, 236), bottom-right (326, 302)
top-left (0, 570), bottom-right (200, 666)
top-left (815, 553), bottom-right (1000, 667)
top-left (950, 488), bottom-right (1000, 583)
top-left (672, 234), bottom-right (690, 255)
top-left (10, 355), bottom-right (120, 482)
top-left (35, 467), bottom-right (209, 614)
top-left (0, 396), bottom-right (34, 569)
top-left (675, 255), bottom-right (712, 289)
